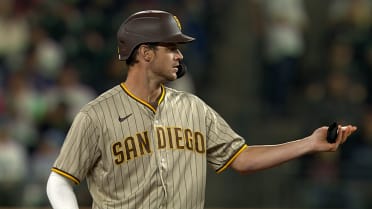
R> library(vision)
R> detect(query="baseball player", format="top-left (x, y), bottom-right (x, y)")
top-left (46, 10), bottom-right (357, 209)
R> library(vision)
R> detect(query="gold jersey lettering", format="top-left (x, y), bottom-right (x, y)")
top-left (184, 129), bottom-right (193, 150)
top-left (124, 136), bottom-right (137, 160)
top-left (155, 126), bottom-right (205, 154)
top-left (194, 132), bottom-right (205, 153)
top-left (137, 131), bottom-right (151, 155)
top-left (156, 127), bottom-right (166, 149)
top-left (174, 127), bottom-right (184, 149)
top-left (166, 127), bottom-right (174, 149)
top-left (112, 142), bottom-right (124, 164)
top-left (112, 127), bottom-right (206, 165)
top-left (112, 131), bottom-right (152, 165)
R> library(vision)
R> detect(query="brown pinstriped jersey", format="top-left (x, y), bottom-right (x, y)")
top-left (52, 83), bottom-right (247, 209)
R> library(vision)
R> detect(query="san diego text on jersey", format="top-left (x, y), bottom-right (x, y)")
top-left (112, 126), bottom-right (206, 165)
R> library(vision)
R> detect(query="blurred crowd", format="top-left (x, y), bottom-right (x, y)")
top-left (0, 0), bottom-right (206, 206)
top-left (0, 0), bottom-right (371, 208)
top-left (252, 0), bottom-right (372, 208)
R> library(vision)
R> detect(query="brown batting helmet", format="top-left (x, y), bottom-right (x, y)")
top-left (117, 10), bottom-right (195, 60)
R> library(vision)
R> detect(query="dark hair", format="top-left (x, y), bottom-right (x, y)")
top-left (125, 43), bottom-right (158, 66)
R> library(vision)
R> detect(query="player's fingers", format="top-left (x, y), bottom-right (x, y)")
top-left (339, 125), bottom-right (356, 144)
top-left (334, 126), bottom-right (347, 147)
top-left (339, 127), bottom-right (348, 144)
top-left (333, 125), bottom-right (343, 148)
top-left (328, 125), bottom-right (356, 151)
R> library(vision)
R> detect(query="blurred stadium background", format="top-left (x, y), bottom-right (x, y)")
top-left (0, 0), bottom-right (371, 208)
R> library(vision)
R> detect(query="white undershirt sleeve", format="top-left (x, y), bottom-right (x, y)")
top-left (46, 172), bottom-right (80, 209)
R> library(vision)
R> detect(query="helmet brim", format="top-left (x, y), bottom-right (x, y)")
top-left (162, 33), bottom-right (195, 44)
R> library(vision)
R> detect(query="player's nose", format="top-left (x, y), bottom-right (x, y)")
top-left (175, 49), bottom-right (183, 60)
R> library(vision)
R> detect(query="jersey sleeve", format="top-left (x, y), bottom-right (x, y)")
top-left (205, 106), bottom-right (247, 173)
top-left (52, 111), bottom-right (101, 184)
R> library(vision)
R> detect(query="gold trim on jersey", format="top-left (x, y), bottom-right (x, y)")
top-left (51, 167), bottom-right (80, 184)
top-left (216, 144), bottom-right (248, 174)
top-left (120, 83), bottom-right (165, 113)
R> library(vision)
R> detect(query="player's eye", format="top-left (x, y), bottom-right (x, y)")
top-left (158, 43), bottom-right (179, 52)
top-left (168, 46), bottom-right (179, 52)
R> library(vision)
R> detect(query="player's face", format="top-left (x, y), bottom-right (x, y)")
top-left (150, 43), bottom-right (183, 81)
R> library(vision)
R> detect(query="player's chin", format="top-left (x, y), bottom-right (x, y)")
top-left (167, 74), bottom-right (178, 81)
top-left (167, 71), bottom-right (178, 81)
top-left (161, 74), bottom-right (177, 83)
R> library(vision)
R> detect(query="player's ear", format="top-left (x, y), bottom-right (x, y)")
top-left (139, 45), bottom-right (154, 62)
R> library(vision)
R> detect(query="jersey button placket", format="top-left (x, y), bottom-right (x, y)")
top-left (155, 119), bottom-right (167, 173)
top-left (160, 157), bottom-right (167, 172)
top-left (153, 117), bottom-right (168, 207)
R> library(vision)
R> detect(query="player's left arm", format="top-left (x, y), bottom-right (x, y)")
top-left (230, 124), bottom-right (357, 174)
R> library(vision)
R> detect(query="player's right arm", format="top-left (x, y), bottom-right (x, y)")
top-left (47, 171), bottom-right (79, 209)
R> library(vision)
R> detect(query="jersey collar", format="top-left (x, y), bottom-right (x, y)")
top-left (120, 82), bottom-right (165, 113)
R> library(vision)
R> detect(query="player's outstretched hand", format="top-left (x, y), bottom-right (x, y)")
top-left (309, 124), bottom-right (357, 152)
